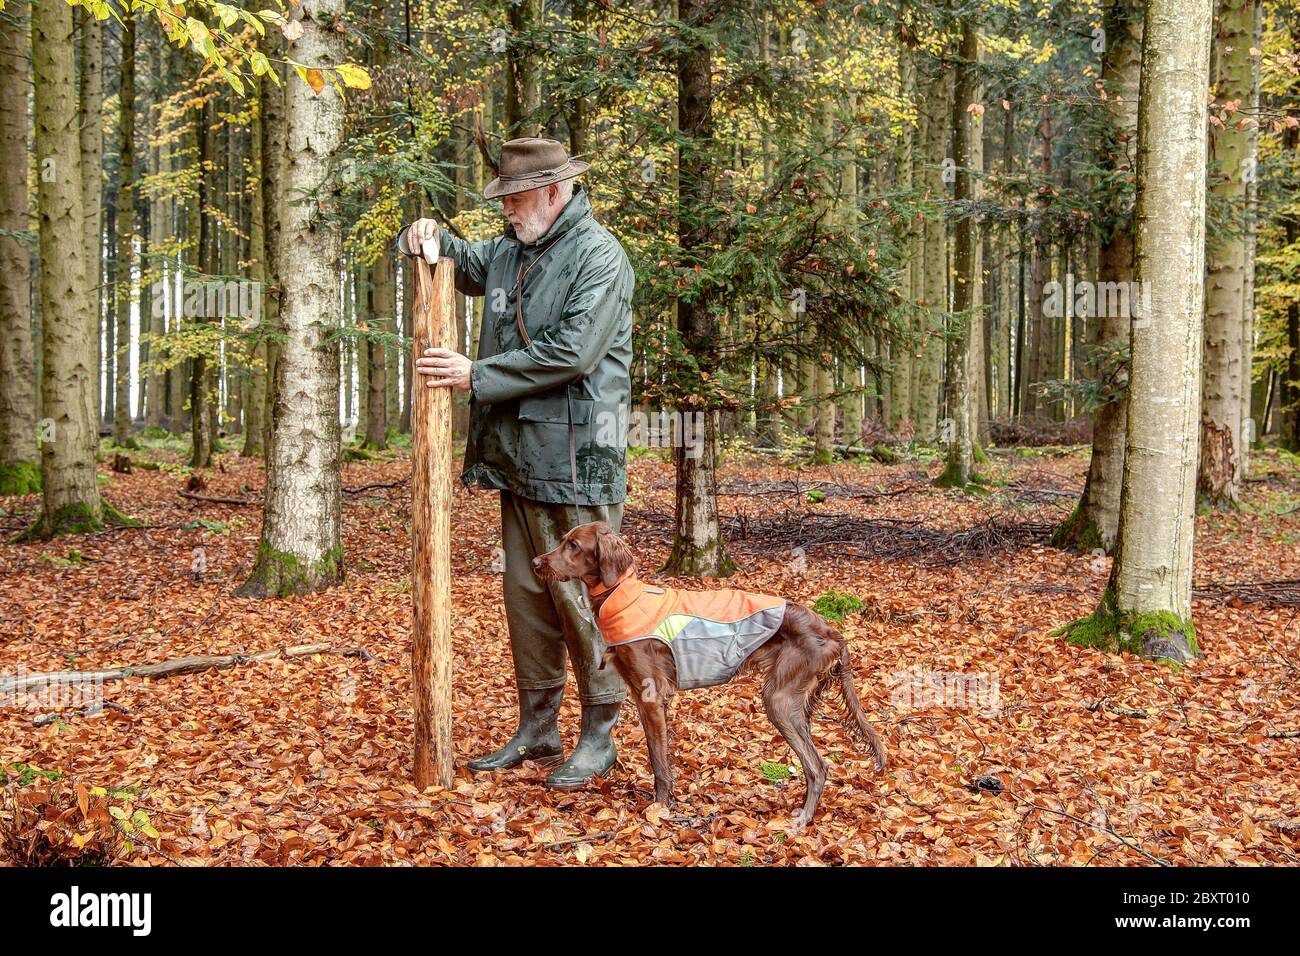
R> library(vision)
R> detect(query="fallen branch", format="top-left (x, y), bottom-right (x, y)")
top-left (1085, 699), bottom-right (1149, 720)
top-left (0, 643), bottom-right (374, 697)
top-left (178, 490), bottom-right (257, 506)
top-left (32, 701), bottom-right (131, 727)
top-left (344, 477), bottom-right (410, 495)
top-left (1193, 578), bottom-right (1300, 608)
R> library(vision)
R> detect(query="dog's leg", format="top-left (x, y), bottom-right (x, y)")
top-left (632, 689), bottom-right (674, 805)
top-left (762, 682), bottom-right (828, 826)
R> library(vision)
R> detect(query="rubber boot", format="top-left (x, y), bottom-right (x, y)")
top-left (544, 702), bottom-right (620, 789)
top-left (468, 686), bottom-right (564, 771)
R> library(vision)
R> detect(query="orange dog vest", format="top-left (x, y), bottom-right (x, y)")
top-left (592, 575), bottom-right (787, 689)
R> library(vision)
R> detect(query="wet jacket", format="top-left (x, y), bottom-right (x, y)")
top-left (396, 185), bottom-right (634, 505)
top-left (594, 575), bottom-right (788, 690)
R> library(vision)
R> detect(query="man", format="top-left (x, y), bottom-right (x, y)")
top-left (396, 138), bottom-right (634, 789)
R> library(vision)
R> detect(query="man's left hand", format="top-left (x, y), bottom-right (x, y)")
top-left (415, 348), bottom-right (472, 390)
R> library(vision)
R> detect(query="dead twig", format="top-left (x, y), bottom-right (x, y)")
top-left (0, 643), bottom-right (374, 697)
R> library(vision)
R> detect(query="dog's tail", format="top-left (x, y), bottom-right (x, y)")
top-left (824, 640), bottom-right (887, 773)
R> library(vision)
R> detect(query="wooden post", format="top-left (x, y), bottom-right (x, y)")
top-left (411, 256), bottom-right (455, 791)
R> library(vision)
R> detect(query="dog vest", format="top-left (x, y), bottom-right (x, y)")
top-left (592, 575), bottom-right (787, 689)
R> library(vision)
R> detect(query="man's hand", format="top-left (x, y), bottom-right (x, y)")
top-left (415, 347), bottom-right (472, 390)
top-left (405, 219), bottom-right (440, 261)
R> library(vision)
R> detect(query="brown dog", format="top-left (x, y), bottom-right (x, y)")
top-left (533, 521), bottom-right (886, 824)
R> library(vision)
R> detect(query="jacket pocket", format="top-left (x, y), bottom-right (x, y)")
top-left (517, 392), bottom-right (593, 425)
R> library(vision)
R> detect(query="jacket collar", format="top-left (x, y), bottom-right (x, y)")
top-left (503, 183), bottom-right (592, 248)
top-left (590, 570), bottom-right (642, 625)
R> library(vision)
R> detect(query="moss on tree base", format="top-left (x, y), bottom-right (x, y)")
top-left (0, 461), bottom-right (42, 495)
top-left (1057, 587), bottom-right (1198, 663)
top-left (1051, 501), bottom-right (1106, 553)
top-left (934, 459), bottom-right (987, 492)
top-left (14, 499), bottom-right (140, 542)
top-left (661, 534), bottom-right (736, 578)
top-left (236, 540), bottom-right (345, 598)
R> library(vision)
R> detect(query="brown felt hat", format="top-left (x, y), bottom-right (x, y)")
top-left (483, 138), bottom-right (590, 199)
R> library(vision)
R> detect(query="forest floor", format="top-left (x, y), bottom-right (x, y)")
top-left (2, 437), bottom-right (1298, 866)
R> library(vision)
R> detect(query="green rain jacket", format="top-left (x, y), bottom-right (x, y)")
top-left (396, 185), bottom-right (634, 505)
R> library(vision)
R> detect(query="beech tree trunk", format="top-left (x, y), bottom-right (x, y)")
top-left (1067, 0), bottom-right (1212, 662)
top-left (238, 0), bottom-right (345, 597)
top-left (1198, 0), bottom-right (1256, 507)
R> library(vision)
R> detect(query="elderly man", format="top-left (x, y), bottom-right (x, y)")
top-left (396, 138), bottom-right (634, 789)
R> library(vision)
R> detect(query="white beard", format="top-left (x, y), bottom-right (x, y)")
top-left (511, 208), bottom-right (550, 245)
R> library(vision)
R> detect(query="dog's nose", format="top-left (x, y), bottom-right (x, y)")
top-left (531, 556), bottom-right (543, 570)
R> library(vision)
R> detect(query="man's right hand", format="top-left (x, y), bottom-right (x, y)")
top-left (405, 219), bottom-right (440, 261)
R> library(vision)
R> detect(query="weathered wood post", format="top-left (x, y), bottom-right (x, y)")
top-left (411, 256), bottom-right (455, 790)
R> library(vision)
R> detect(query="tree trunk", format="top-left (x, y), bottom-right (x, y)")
top-left (914, 63), bottom-right (949, 443)
top-left (79, 9), bottom-right (103, 433)
top-left (364, 257), bottom-right (388, 450)
top-left (889, 14), bottom-right (916, 436)
top-left (505, 0), bottom-right (542, 137)
top-left (1197, 0), bottom-right (1256, 507)
top-left (663, 0), bottom-right (733, 578)
top-left (243, 81), bottom-right (269, 457)
top-left (238, 0), bottom-right (346, 597)
top-left (938, 24), bottom-right (980, 487)
top-left (29, 0), bottom-right (109, 536)
top-left (1064, 0), bottom-right (1212, 663)
top-left (188, 98), bottom-right (211, 467)
top-left (1057, 2), bottom-right (1143, 553)
top-left (0, 2), bottom-right (38, 494)
top-left (112, 17), bottom-right (136, 448)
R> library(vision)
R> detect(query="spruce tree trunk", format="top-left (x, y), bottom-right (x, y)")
top-left (938, 24), bottom-right (980, 487)
top-left (260, 41), bottom-right (286, 454)
top-left (188, 100), bottom-right (211, 467)
top-left (238, 0), bottom-right (345, 597)
top-left (914, 63), bottom-right (950, 443)
top-left (1055, 2), bottom-right (1142, 552)
top-left (243, 84), bottom-right (269, 457)
top-left (889, 13), bottom-right (916, 435)
top-left (364, 258), bottom-right (387, 450)
top-left (0, 2), bottom-right (38, 494)
top-left (1065, 0), bottom-right (1212, 663)
top-left (505, 0), bottom-right (542, 137)
top-left (1197, 0), bottom-right (1255, 507)
top-left (112, 17), bottom-right (135, 448)
top-left (664, 0), bottom-right (732, 578)
top-left (144, 22), bottom-right (166, 429)
top-left (29, 0), bottom-right (108, 536)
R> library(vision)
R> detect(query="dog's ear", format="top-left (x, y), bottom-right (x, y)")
top-left (595, 527), bottom-right (634, 588)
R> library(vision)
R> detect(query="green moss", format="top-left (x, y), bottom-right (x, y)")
top-left (661, 533), bottom-right (736, 578)
top-left (934, 458), bottom-right (986, 491)
top-left (973, 443), bottom-right (990, 465)
top-left (343, 446), bottom-right (373, 462)
top-left (0, 461), bottom-right (42, 495)
top-left (806, 489), bottom-right (827, 504)
top-left (870, 443), bottom-right (900, 464)
top-left (236, 539), bottom-right (345, 598)
top-left (1051, 502), bottom-right (1105, 553)
top-left (812, 588), bottom-right (864, 623)
top-left (1057, 587), bottom-right (1197, 662)
top-left (14, 498), bottom-right (134, 541)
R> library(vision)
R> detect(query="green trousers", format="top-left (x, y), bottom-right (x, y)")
top-left (499, 490), bottom-right (628, 706)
